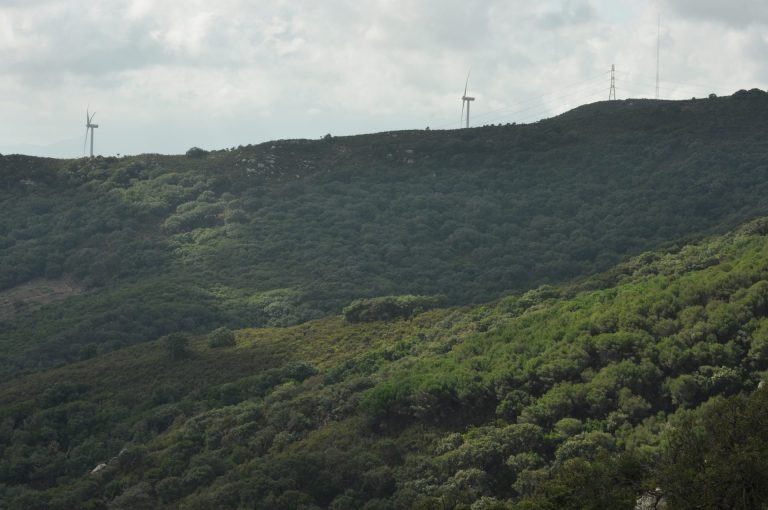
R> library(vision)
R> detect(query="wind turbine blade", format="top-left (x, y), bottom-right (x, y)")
top-left (463, 70), bottom-right (471, 97)
top-left (460, 100), bottom-right (465, 127)
top-left (83, 126), bottom-right (89, 156)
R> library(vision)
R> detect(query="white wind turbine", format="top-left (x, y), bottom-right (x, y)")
top-left (83, 108), bottom-right (99, 158)
top-left (460, 71), bottom-right (475, 129)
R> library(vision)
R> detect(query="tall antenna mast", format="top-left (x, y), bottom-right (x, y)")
top-left (609, 64), bottom-right (616, 100)
top-left (655, 13), bottom-right (660, 99)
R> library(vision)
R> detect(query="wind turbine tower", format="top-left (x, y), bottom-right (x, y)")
top-left (84, 109), bottom-right (99, 158)
top-left (461, 72), bottom-right (475, 129)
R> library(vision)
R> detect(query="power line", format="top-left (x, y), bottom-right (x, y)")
top-left (481, 87), bottom-right (605, 125)
top-left (471, 71), bottom-right (611, 121)
top-left (429, 62), bottom-right (726, 131)
top-left (512, 88), bottom-right (610, 125)
top-left (473, 84), bottom-right (609, 127)
top-left (615, 71), bottom-right (719, 93)
top-left (431, 70), bottom-right (611, 129)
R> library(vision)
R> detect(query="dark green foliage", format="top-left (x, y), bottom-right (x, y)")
top-left (658, 388), bottom-right (768, 508)
top-left (185, 147), bottom-right (208, 158)
top-left (513, 451), bottom-right (649, 510)
top-left (3, 93), bottom-right (768, 380)
top-left (163, 333), bottom-right (190, 360)
top-left (155, 476), bottom-right (184, 503)
top-left (2, 95), bottom-right (768, 508)
top-left (207, 327), bottom-right (235, 348)
top-left (343, 295), bottom-right (442, 323)
top-left (109, 481), bottom-right (155, 509)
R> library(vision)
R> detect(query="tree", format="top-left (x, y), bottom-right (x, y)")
top-left (164, 333), bottom-right (190, 360)
top-left (514, 451), bottom-right (647, 510)
top-left (185, 147), bottom-right (208, 158)
top-left (207, 327), bottom-right (236, 348)
top-left (108, 482), bottom-right (155, 510)
top-left (343, 295), bottom-right (442, 323)
top-left (659, 389), bottom-right (768, 509)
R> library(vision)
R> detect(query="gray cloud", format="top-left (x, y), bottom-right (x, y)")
top-left (536, 0), bottom-right (598, 29)
top-left (663, 0), bottom-right (768, 28)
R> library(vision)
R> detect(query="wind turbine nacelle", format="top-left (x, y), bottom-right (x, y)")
top-left (89, 124), bottom-right (99, 128)
top-left (462, 96), bottom-right (475, 101)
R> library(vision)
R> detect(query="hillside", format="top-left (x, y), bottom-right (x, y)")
top-left (2, 218), bottom-right (768, 508)
top-left (1, 90), bottom-right (768, 381)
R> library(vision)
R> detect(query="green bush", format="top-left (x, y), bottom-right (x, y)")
top-left (207, 327), bottom-right (236, 348)
top-left (343, 295), bottom-right (442, 323)
top-left (659, 389), bottom-right (768, 508)
top-left (163, 333), bottom-right (190, 360)
top-left (185, 147), bottom-right (208, 158)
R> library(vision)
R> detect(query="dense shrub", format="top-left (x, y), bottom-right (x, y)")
top-left (185, 147), bottom-right (208, 158)
top-left (163, 333), bottom-right (190, 360)
top-left (343, 295), bottom-right (442, 323)
top-left (4, 219), bottom-right (768, 508)
top-left (207, 327), bottom-right (236, 348)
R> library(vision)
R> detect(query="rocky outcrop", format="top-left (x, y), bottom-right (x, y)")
top-left (635, 488), bottom-right (666, 510)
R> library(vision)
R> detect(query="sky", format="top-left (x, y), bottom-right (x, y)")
top-left (1, 0), bottom-right (767, 158)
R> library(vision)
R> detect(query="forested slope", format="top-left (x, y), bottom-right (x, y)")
top-left (2, 218), bottom-right (768, 508)
top-left (1, 90), bottom-right (768, 380)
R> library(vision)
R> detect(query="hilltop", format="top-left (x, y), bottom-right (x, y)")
top-left (1, 90), bottom-right (768, 382)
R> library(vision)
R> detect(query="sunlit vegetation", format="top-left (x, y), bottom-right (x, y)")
top-left (1, 93), bottom-right (768, 381)
top-left (2, 217), bottom-right (768, 507)
top-left (2, 91), bottom-right (768, 507)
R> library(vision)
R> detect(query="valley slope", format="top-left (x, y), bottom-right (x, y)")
top-left (1, 90), bottom-right (768, 380)
top-left (2, 218), bottom-right (768, 508)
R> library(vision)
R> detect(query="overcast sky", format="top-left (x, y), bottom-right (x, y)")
top-left (1, 0), bottom-right (767, 158)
